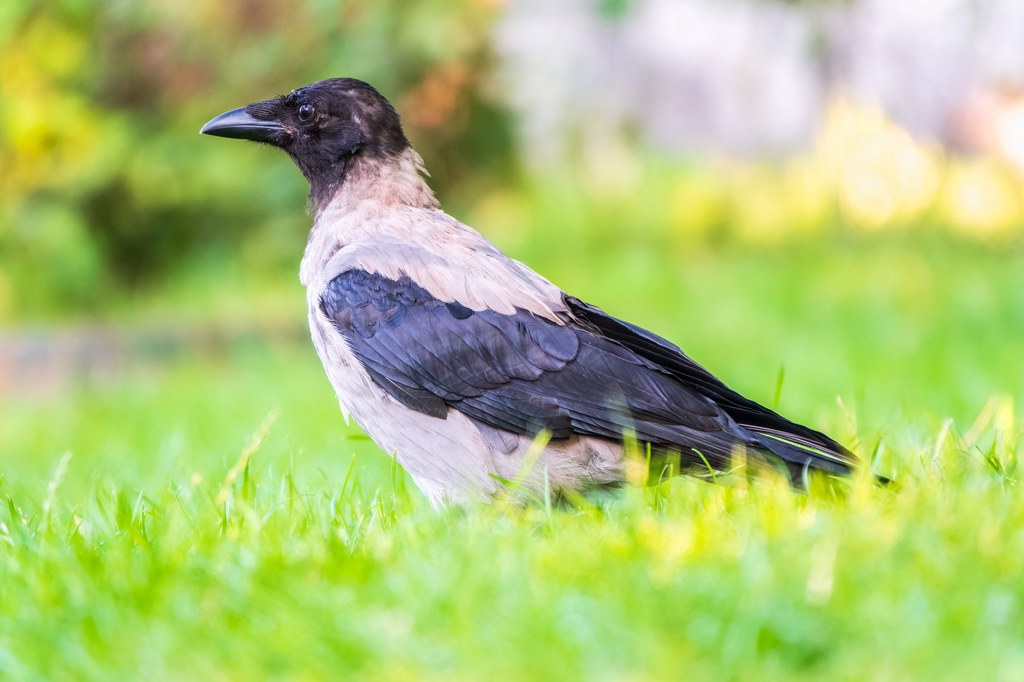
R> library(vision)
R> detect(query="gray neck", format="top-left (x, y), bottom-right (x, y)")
top-left (310, 148), bottom-right (438, 218)
top-left (300, 148), bottom-right (440, 287)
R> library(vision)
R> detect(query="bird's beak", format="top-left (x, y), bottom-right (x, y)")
top-left (200, 106), bottom-right (285, 144)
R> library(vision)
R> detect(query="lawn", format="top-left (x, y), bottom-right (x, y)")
top-left (1, 232), bottom-right (1022, 680)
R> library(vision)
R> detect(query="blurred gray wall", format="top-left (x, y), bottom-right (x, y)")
top-left (494, 0), bottom-right (1024, 164)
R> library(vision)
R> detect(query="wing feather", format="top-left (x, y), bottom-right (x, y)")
top-left (320, 269), bottom-right (854, 478)
top-left (564, 295), bottom-right (858, 474)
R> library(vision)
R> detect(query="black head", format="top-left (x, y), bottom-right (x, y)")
top-left (201, 78), bottom-right (409, 205)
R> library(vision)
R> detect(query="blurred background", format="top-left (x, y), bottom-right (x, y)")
top-left (2, 0), bottom-right (1023, 487)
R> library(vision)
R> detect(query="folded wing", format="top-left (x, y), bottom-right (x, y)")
top-left (321, 269), bottom-right (855, 478)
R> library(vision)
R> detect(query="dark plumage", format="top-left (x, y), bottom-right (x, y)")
top-left (202, 77), bottom-right (864, 503)
top-left (321, 269), bottom-right (855, 485)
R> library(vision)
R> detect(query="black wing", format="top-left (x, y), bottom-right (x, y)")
top-left (321, 269), bottom-right (854, 477)
top-left (565, 296), bottom-right (858, 474)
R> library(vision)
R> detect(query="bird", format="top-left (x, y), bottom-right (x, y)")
top-left (200, 77), bottom-right (859, 505)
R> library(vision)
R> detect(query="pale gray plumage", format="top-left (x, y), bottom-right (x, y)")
top-left (300, 147), bottom-right (624, 503)
top-left (201, 77), bottom-right (860, 505)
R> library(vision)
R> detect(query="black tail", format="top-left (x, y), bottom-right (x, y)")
top-left (565, 295), bottom-right (868, 485)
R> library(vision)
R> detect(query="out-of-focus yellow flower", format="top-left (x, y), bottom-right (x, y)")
top-left (817, 98), bottom-right (942, 230)
top-left (663, 97), bottom-right (1024, 243)
top-left (939, 159), bottom-right (1022, 238)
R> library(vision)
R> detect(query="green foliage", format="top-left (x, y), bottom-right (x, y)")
top-left (1, 235), bottom-right (1022, 679)
top-left (0, 0), bottom-right (507, 318)
top-left (3, 1), bottom-right (1022, 326)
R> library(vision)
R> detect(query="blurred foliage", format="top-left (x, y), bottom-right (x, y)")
top-left (487, 98), bottom-right (1024, 250)
top-left (1, 0), bottom-right (1023, 325)
top-left (0, 0), bottom-right (509, 320)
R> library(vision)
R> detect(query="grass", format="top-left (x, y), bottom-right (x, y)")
top-left (1, 232), bottom-right (1023, 680)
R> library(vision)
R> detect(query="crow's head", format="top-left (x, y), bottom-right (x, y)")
top-left (201, 78), bottom-right (409, 201)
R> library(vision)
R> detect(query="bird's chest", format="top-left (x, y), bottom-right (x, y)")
top-left (304, 290), bottom-right (504, 503)
top-left (306, 296), bottom-right (378, 422)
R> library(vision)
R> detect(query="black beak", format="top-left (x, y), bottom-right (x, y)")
top-left (200, 106), bottom-right (285, 144)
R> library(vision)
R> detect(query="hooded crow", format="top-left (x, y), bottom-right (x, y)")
top-left (201, 77), bottom-right (859, 504)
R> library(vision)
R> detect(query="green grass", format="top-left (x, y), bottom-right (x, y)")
top-left (1, 233), bottom-right (1022, 680)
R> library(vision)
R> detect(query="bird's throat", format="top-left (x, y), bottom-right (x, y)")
top-left (308, 149), bottom-right (439, 218)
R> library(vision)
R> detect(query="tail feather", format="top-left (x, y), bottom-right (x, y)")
top-left (749, 429), bottom-right (854, 485)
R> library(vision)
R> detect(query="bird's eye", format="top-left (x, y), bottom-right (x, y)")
top-left (298, 104), bottom-right (314, 122)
